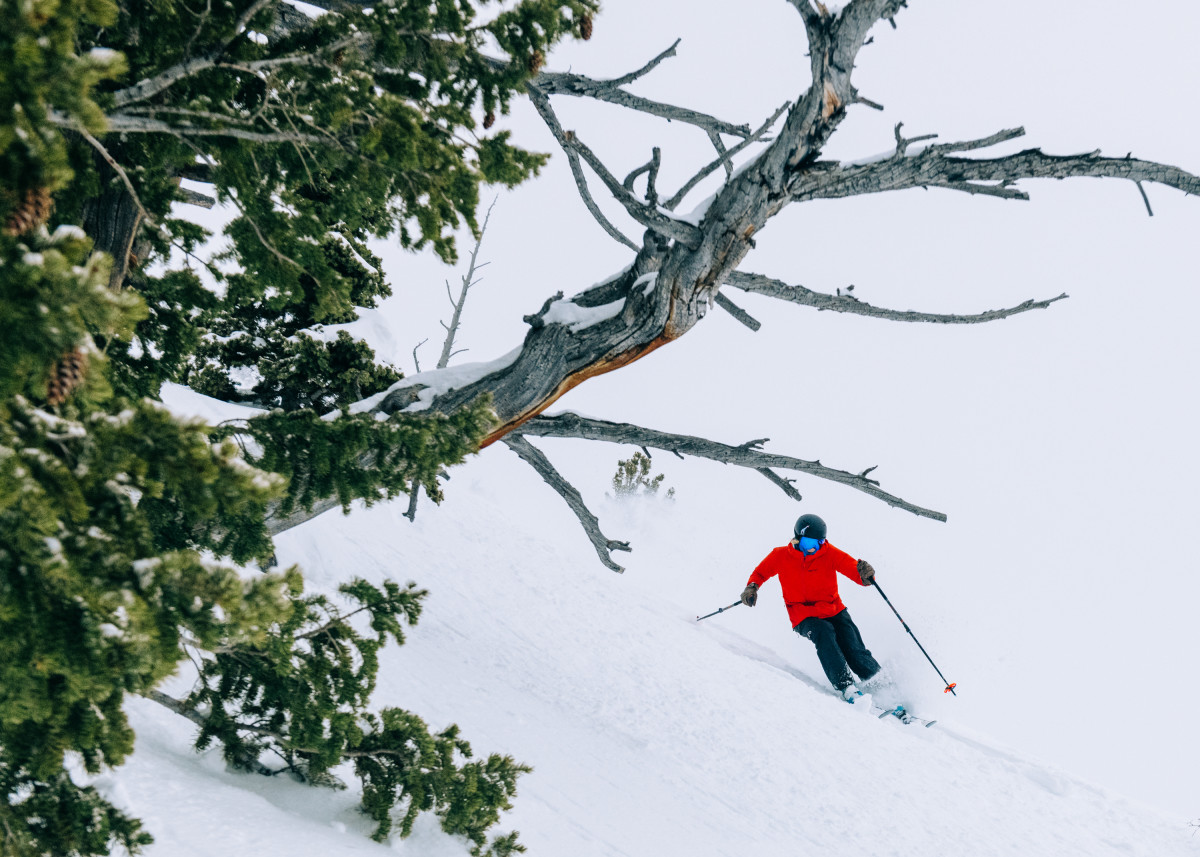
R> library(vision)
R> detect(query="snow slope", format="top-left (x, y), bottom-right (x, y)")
top-left (107, 442), bottom-right (1196, 857)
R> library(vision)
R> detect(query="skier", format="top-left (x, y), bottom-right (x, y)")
top-left (740, 513), bottom-right (881, 702)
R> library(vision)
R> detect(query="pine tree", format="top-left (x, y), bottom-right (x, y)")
top-left (0, 223), bottom-right (298, 855)
top-left (612, 451), bottom-right (674, 499)
top-left (1, 0), bottom-right (594, 851)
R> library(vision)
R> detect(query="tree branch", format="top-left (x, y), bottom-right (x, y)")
top-left (706, 130), bottom-right (733, 179)
top-left (519, 412), bottom-right (947, 522)
top-left (259, 0), bottom-right (1200, 551)
top-left (111, 55), bottom-right (225, 110)
top-left (438, 198), bottom-right (495, 369)
top-left (110, 29), bottom-right (368, 109)
top-left (71, 111), bottom-right (329, 145)
top-left (725, 270), bottom-right (1068, 324)
top-left (144, 688), bottom-right (397, 769)
top-left (527, 85), bottom-right (638, 250)
top-left (70, 121), bottom-right (152, 228)
top-left (790, 127), bottom-right (1200, 205)
top-left (142, 689), bottom-right (275, 775)
top-left (663, 101), bottom-right (790, 211)
top-left (784, 0), bottom-right (822, 28)
top-left (532, 67), bottom-right (753, 140)
top-left (714, 292), bottom-right (762, 331)
top-left (503, 434), bottom-right (630, 573)
top-left (1136, 181), bottom-right (1154, 217)
top-left (602, 38), bottom-right (682, 88)
top-left (561, 131), bottom-right (702, 247)
top-left (404, 484), bottom-right (420, 521)
top-left (757, 467), bottom-right (803, 501)
top-left (144, 688), bottom-right (207, 728)
top-left (176, 186), bottom-right (217, 208)
top-left (228, 0), bottom-right (277, 49)
top-left (623, 148), bottom-right (662, 207)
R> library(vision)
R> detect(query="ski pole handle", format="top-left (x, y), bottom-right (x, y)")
top-left (696, 601), bottom-right (742, 622)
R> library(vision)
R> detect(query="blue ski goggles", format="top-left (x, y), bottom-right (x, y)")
top-left (797, 536), bottom-right (825, 555)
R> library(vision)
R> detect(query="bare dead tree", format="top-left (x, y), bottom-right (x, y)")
top-left (437, 198), bottom-right (496, 369)
top-left (261, 0), bottom-right (1200, 570)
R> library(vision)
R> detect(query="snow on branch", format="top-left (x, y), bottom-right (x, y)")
top-left (519, 412), bottom-right (947, 522)
top-left (725, 271), bottom-right (1068, 325)
top-left (503, 434), bottom-right (631, 573)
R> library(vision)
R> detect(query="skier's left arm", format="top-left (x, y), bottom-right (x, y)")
top-left (829, 544), bottom-right (875, 586)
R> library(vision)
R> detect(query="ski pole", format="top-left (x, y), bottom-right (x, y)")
top-left (871, 581), bottom-right (957, 696)
top-left (696, 601), bottom-right (741, 622)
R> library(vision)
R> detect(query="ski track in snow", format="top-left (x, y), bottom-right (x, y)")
top-left (110, 446), bottom-right (1195, 856)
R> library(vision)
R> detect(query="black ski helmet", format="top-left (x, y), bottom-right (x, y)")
top-left (794, 514), bottom-right (827, 541)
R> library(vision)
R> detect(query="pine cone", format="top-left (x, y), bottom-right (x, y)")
top-left (529, 50), bottom-right (545, 74)
top-left (580, 14), bottom-right (593, 41)
top-left (46, 349), bottom-right (88, 406)
top-left (4, 187), bottom-right (53, 236)
top-left (483, 110), bottom-right (496, 130)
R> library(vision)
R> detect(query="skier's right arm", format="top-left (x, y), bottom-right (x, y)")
top-left (742, 549), bottom-right (783, 607)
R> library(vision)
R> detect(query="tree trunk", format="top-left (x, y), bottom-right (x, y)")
top-left (81, 185), bottom-right (144, 291)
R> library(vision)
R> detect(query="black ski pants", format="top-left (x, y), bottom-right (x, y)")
top-left (794, 608), bottom-right (880, 692)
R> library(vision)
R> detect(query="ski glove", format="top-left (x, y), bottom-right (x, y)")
top-left (857, 559), bottom-right (876, 585)
top-left (740, 583), bottom-right (759, 607)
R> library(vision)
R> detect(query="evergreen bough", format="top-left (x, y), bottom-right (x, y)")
top-left (178, 578), bottom-right (530, 852)
top-left (2, 0), bottom-right (593, 851)
top-left (611, 451), bottom-right (674, 500)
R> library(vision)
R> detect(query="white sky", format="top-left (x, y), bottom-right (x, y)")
top-left (359, 0), bottom-right (1200, 818)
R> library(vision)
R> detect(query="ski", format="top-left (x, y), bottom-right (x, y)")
top-left (842, 693), bottom-right (936, 728)
top-left (872, 703), bottom-right (935, 728)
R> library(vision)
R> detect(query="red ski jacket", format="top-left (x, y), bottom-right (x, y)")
top-left (747, 541), bottom-right (868, 627)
